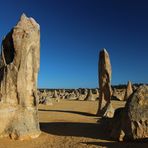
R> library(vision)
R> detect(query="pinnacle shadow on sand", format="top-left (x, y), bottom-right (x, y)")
top-left (38, 109), bottom-right (97, 117)
top-left (40, 122), bottom-right (109, 140)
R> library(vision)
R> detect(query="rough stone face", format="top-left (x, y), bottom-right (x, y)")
top-left (96, 48), bottom-right (114, 118)
top-left (65, 91), bottom-right (77, 100)
top-left (94, 89), bottom-right (99, 100)
top-left (112, 88), bottom-right (126, 101)
top-left (52, 90), bottom-right (58, 98)
top-left (74, 89), bottom-right (80, 98)
top-left (84, 89), bottom-right (93, 101)
top-left (124, 81), bottom-right (133, 101)
top-left (0, 14), bottom-right (40, 140)
top-left (78, 89), bottom-right (88, 101)
top-left (84, 89), bottom-right (99, 101)
top-left (59, 89), bottom-right (65, 99)
top-left (43, 96), bottom-right (53, 106)
top-left (111, 85), bottom-right (148, 141)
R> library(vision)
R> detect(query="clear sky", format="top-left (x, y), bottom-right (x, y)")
top-left (0, 0), bottom-right (148, 88)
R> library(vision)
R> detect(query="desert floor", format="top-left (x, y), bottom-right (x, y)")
top-left (0, 100), bottom-right (147, 148)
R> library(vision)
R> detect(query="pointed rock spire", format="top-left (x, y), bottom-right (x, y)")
top-left (124, 81), bottom-right (133, 100)
top-left (97, 48), bottom-right (114, 118)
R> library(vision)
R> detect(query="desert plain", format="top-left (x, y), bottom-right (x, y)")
top-left (0, 100), bottom-right (147, 148)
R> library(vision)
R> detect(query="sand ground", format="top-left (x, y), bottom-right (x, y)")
top-left (0, 100), bottom-right (147, 148)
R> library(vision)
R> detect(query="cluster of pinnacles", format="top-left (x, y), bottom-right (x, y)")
top-left (0, 14), bottom-right (147, 142)
top-left (98, 49), bottom-right (148, 141)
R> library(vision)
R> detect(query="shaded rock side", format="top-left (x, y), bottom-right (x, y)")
top-left (111, 85), bottom-right (148, 141)
top-left (112, 88), bottom-right (126, 101)
top-left (0, 14), bottom-right (40, 140)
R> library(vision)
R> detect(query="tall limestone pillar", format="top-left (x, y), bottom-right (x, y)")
top-left (96, 48), bottom-right (114, 118)
top-left (0, 14), bottom-right (40, 140)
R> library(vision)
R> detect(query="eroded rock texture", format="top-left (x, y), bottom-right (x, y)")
top-left (97, 48), bottom-right (114, 118)
top-left (112, 88), bottom-right (126, 101)
top-left (84, 89), bottom-right (93, 101)
top-left (0, 14), bottom-right (40, 140)
top-left (111, 85), bottom-right (148, 141)
top-left (124, 81), bottom-right (133, 101)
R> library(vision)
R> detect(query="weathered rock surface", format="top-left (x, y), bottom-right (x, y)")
top-left (112, 88), bottom-right (126, 101)
top-left (77, 89), bottom-right (88, 101)
top-left (52, 90), bottom-right (59, 98)
top-left (111, 85), bottom-right (148, 141)
top-left (97, 48), bottom-right (114, 118)
top-left (59, 89), bottom-right (65, 99)
top-left (0, 14), bottom-right (40, 140)
top-left (84, 89), bottom-right (93, 101)
top-left (124, 81), bottom-right (133, 101)
top-left (74, 89), bottom-right (80, 98)
top-left (43, 96), bottom-right (53, 105)
top-left (93, 89), bottom-right (99, 100)
top-left (65, 91), bottom-right (77, 100)
top-left (84, 89), bottom-right (99, 101)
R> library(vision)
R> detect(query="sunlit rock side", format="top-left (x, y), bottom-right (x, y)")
top-left (84, 89), bottom-right (99, 101)
top-left (96, 48), bottom-right (114, 118)
top-left (0, 14), bottom-right (40, 140)
top-left (124, 81), bottom-right (133, 101)
top-left (84, 89), bottom-right (93, 101)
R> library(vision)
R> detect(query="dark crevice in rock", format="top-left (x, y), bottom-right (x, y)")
top-left (2, 30), bottom-right (15, 65)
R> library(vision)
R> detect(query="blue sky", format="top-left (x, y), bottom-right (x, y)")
top-left (0, 0), bottom-right (148, 88)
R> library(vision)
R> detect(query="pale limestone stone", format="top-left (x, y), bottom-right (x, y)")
top-left (0, 14), bottom-right (40, 140)
top-left (97, 48), bottom-right (114, 118)
top-left (124, 81), bottom-right (133, 101)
